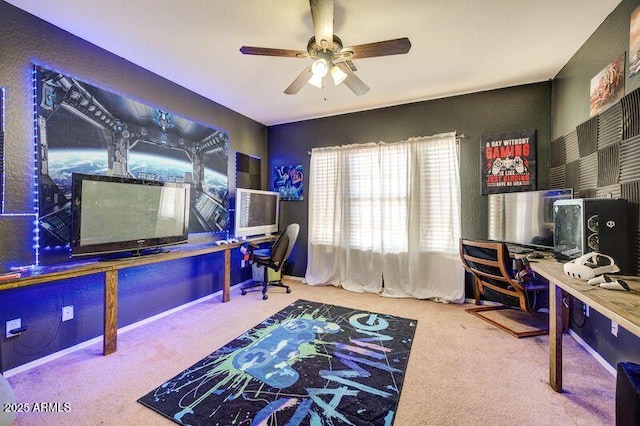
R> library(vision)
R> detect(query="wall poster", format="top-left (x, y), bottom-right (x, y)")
top-left (481, 129), bottom-right (536, 195)
top-left (630, 4), bottom-right (640, 78)
top-left (35, 65), bottom-right (229, 249)
top-left (590, 53), bottom-right (625, 116)
top-left (273, 165), bottom-right (303, 201)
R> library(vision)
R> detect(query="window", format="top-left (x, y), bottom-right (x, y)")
top-left (307, 133), bottom-right (462, 300)
top-left (310, 136), bottom-right (459, 255)
top-left (308, 149), bottom-right (340, 246)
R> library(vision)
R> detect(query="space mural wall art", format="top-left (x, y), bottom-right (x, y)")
top-left (35, 65), bottom-right (229, 249)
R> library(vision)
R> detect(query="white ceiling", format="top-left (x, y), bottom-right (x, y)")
top-left (7, 0), bottom-right (622, 126)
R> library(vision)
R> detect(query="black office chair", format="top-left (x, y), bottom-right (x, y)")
top-left (240, 223), bottom-right (300, 300)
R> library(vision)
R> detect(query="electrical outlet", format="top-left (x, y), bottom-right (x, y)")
top-left (62, 305), bottom-right (74, 322)
top-left (611, 320), bottom-right (619, 337)
top-left (6, 318), bottom-right (22, 338)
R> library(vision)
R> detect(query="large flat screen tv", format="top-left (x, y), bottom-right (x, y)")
top-left (487, 189), bottom-right (573, 250)
top-left (70, 173), bottom-right (190, 257)
top-left (234, 188), bottom-right (280, 238)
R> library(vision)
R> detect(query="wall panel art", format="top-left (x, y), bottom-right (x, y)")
top-left (35, 66), bottom-right (229, 249)
top-left (273, 165), bottom-right (303, 201)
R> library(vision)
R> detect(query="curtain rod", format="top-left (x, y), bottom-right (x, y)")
top-left (306, 134), bottom-right (468, 155)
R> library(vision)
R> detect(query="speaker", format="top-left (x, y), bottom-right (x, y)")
top-left (616, 362), bottom-right (640, 426)
top-left (554, 198), bottom-right (628, 273)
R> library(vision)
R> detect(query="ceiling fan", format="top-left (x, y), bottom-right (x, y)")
top-left (239, 0), bottom-right (411, 96)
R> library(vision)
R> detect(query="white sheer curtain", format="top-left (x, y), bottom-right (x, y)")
top-left (305, 132), bottom-right (464, 302)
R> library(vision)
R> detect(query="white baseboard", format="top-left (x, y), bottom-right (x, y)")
top-left (568, 329), bottom-right (617, 376)
top-left (3, 279), bottom-right (253, 378)
top-left (283, 274), bottom-right (304, 282)
top-left (3, 336), bottom-right (106, 378)
top-left (463, 298), bottom-right (501, 306)
top-left (5, 283), bottom-right (617, 380)
top-left (463, 300), bottom-right (616, 377)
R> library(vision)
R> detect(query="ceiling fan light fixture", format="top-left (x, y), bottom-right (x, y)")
top-left (311, 58), bottom-right (329, 77)
top-left (330, 64), bottom-right (348, 86)
top-left (308, 72), bottom-right (326, 88)
top-left (240, 1), bottom-right (411, 96)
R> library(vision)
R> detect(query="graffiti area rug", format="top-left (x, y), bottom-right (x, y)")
top-left (138, 299), bottom-right (417, 425)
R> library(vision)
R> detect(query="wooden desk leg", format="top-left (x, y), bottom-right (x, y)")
top-left (549, 282), bottom-right (563, 392)
top-left (103, 270), bottom-right (118, 355)
top-left (223, 249), bottom-right (230, 303)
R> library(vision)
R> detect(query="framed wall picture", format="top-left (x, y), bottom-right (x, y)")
top-left (590, 53), bottom-right (625, 116)
top-left (481, 129), bottom-right (536, 195)
top-left (273, 165), bottom-right (303, 201)
top-left (630, 5), bottom-right (640, 78)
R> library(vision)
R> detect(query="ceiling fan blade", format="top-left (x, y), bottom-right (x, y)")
top-left (240, 46), bottom-right (308, 58)
top-left (341, 37), bottom-right (411, 60)
top-left (344, 60), bottom-right (357, 72)
top-left (284, 66), bottom-right (313, 95)
top-left (310, 0), bottom-right (334, 49)
top-left (336, 62), bottom-right (369, 96)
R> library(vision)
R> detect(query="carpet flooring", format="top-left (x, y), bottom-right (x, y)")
top-left (5, 279), bottom-right (617, 425)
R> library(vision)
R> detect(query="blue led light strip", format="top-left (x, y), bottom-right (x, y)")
top-left (32, 66), bottom-right (40, 265)
top-left (1, 87), bottom-right (4, 213)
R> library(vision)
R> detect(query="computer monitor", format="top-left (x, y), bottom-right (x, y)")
top-left (488, 189), bottom-right (573, 250)
top-left (234, 188), bottom-right (280, 238)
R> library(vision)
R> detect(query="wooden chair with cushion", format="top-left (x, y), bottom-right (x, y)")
top-left (459, 238), bottom-right (549, 337)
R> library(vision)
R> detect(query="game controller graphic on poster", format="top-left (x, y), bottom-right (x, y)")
top-left (482, 129), bottom-right (537, 195)
top-left (490, 156), bottom-right (526, 175)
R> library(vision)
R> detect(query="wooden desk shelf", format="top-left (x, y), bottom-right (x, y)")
top-left (530, 258), bottom-right (640, 392)
top-left (0, 237), bottom-right (272, 358)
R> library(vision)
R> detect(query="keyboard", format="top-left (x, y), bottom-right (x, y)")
top-left (506, 244), bottom-right (534, 254)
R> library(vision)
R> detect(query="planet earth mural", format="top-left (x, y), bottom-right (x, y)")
top-left (48, 149), bottom-right (227, 200)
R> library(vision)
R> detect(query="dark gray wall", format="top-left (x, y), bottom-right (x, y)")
top-left (3, 0), bottom-right (636, 373)
top-left (0, 1), bottom-right (266, 371)
top-left (269, 83), bottom-right (552, 277)
top-left (552, 0), bottom-right (640, 139)
top-left (0, 2), bottom-right (267, 210)
top-left (551, 0), bottom-right (640, 367)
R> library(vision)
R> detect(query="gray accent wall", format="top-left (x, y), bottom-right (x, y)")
top-left (268, 83), bottom-right (552, 277)
top-left (0, 0), bottom-right (268, 264)
top-left (0, 1), bottom-right (268, 214)
top-left (0, 1), bottom-right (266, 371)
top-left (551, 0), bottom-right (640, 368)
top-left (552, 0), bottom-right (640, 139)
top-left (3, 0), bottom-right (637, 373)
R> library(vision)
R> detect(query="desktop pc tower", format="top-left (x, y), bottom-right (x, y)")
top-left (553, 198), bottom-right (628, 273)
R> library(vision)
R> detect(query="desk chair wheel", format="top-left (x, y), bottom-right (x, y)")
top-left (263, 294), bottom-right (268, 300)
top-left (241, 290), bottom-right (247, 296)
top-left (286, 288), bottom-right (291, 293)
